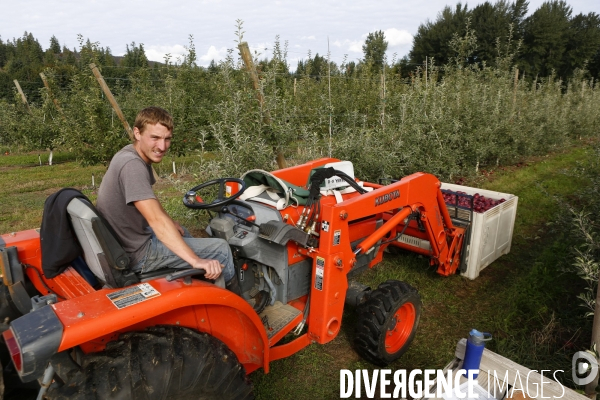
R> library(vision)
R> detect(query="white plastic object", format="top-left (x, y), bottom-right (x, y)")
top-left (321, 161), bottom-right (355, 190)
top-left (441, 183), bottom-right (519, 280)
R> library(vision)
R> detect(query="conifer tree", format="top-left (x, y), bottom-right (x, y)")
top-left (363, 30), bottom-right (388, 71)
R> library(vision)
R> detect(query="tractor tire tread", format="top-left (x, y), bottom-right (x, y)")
top-left (354, 280), bottom-right (421, 367)
top-left (46, 325), bottom-right (253, 400)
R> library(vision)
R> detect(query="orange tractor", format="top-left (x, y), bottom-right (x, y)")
top-left (0, 158), bottom-right (468, 399)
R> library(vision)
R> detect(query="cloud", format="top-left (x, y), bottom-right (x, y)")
top-left (145, 44), bottom-right (229, 66)
top-left (383, 28), bottom-right (413, 47)
top-left (301, 35), bottom-right (316, 40)
top-left (328, 38), bottom-right (364, 54)
top-left (199, 45), bottom-right (228, 64)
top-left (245, 42), bottom-right (272, 60)
top-left (347, 40), bottom-right (363, 53)
top-left (145, 44), bottom-right (187, 63)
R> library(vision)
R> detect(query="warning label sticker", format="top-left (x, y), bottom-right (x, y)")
top-left (107, 283), bottom-right (160, 309)
top-left (315, 257), bottom-right (325, 291)
top-left (333, 230), bottom-right (341, 246)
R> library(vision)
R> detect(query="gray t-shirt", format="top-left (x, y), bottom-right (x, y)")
top-left (96, 144), bottom-right (156, 264)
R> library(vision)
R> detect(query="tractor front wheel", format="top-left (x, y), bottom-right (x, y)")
top-left (47, 325), bottom-right (253, 400)
top-left (354, 280), bottom-right (421, 366)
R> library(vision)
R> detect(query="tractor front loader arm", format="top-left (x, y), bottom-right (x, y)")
top-left (3, 277), bottom-right (271, 382)
top-left (350, 173), bottom-right (466, 275)
top-left (300, 172), bottom-right (465, 344)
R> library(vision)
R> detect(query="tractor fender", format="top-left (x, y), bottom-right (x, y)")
top-left (50, 278), bottom-right (269, 374)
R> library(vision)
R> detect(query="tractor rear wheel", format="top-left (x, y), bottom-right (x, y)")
top-left (47, 325), bottom-right (253, 400)
top-left (354, 280), bottom-right (421, 366)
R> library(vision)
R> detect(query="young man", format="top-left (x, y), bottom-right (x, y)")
top-left (96, 106), bottom-right (241, 293)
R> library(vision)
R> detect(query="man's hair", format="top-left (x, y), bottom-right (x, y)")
top-left (134, 106), bottom-right (173, 134)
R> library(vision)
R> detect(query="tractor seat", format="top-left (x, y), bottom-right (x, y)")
top-left (66, 197), bottom-right (139, 288)
top-left (66, 198), bottom-right (225, 289)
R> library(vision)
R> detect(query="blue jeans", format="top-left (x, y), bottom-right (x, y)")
top-left (133, 228), bottom-right (235, 283)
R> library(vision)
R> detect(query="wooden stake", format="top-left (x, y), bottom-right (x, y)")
top-left (39, 72), bottom-right (65, 119)
top-left (89, 63), bottom-right (133, 140)
top-left (294, 78), bottom-right (297, 97)
top-left (90, 63), bottom-right (159, 181)
top-left (238, 43), bottom-right (270, 123)
top-left (13, 80), bottom-right (31, 113)
top-left (238, 42), bottom-right (286, 169)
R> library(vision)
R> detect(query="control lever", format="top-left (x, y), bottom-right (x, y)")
top-left (165, 268), bottom-right (206, 282)
top-left (221, 206), bottom-right (261, 228)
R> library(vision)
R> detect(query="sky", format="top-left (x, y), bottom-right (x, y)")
top-left (2, 0), bottom-right (599, 68)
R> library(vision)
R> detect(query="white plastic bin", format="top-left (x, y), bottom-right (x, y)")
top-left (441, 183), bottom-right (518, 280)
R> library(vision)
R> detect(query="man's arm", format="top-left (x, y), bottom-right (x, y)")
top-left (133, 198), bottom-right (223, 280)
top-left (156, 200), bottom-right (185, 236)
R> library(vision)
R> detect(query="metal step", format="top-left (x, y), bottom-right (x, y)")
top-left (259, 301), bottom-right (301, 339)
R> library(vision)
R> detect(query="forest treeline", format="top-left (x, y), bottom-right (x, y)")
top-left (0, 1), bottom-right (598, 183)
top-left (409, 0), bottom-right (600, 79)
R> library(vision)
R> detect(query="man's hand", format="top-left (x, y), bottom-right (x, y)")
top-left (193, 259), bottom-right (223, 280)
top-left (134, 199), bottom-right (220, 277)
top-left (174, 221), bottom-right (185, 236)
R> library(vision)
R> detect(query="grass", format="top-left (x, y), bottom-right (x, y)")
top-left (0, 143), bottom-right (597, 399)
top-left (0, 161), bottom-right (105, 233)
top-left (0, 151), bottom-right (76, 167)
top-left (0, 153), bottom-right (206, 234)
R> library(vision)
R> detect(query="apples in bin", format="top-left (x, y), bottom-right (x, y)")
top-left (442, 190), bottom-right (506, 213)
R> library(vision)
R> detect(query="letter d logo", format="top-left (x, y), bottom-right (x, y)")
top-left (573, 351), bottom-right (599, 385)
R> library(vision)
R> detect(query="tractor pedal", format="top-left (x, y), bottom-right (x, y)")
top-left (249, 287), bottom-right (259, 298)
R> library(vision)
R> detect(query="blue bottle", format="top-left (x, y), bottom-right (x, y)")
top-left (463, 329), bottom-right (492, 379)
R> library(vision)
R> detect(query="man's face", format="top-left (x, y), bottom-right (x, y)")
top-left (133, 123), bottom-right (172, 164)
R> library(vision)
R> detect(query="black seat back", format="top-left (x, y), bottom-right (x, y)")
top-left (67, 198), bottom-right (139, 288)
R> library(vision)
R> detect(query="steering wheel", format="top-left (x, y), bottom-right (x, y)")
top-left (183, 178), bottom-right (247, 210)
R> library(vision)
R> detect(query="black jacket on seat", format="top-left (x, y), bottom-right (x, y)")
top-left (40, 188), bottom-right (88, 278)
